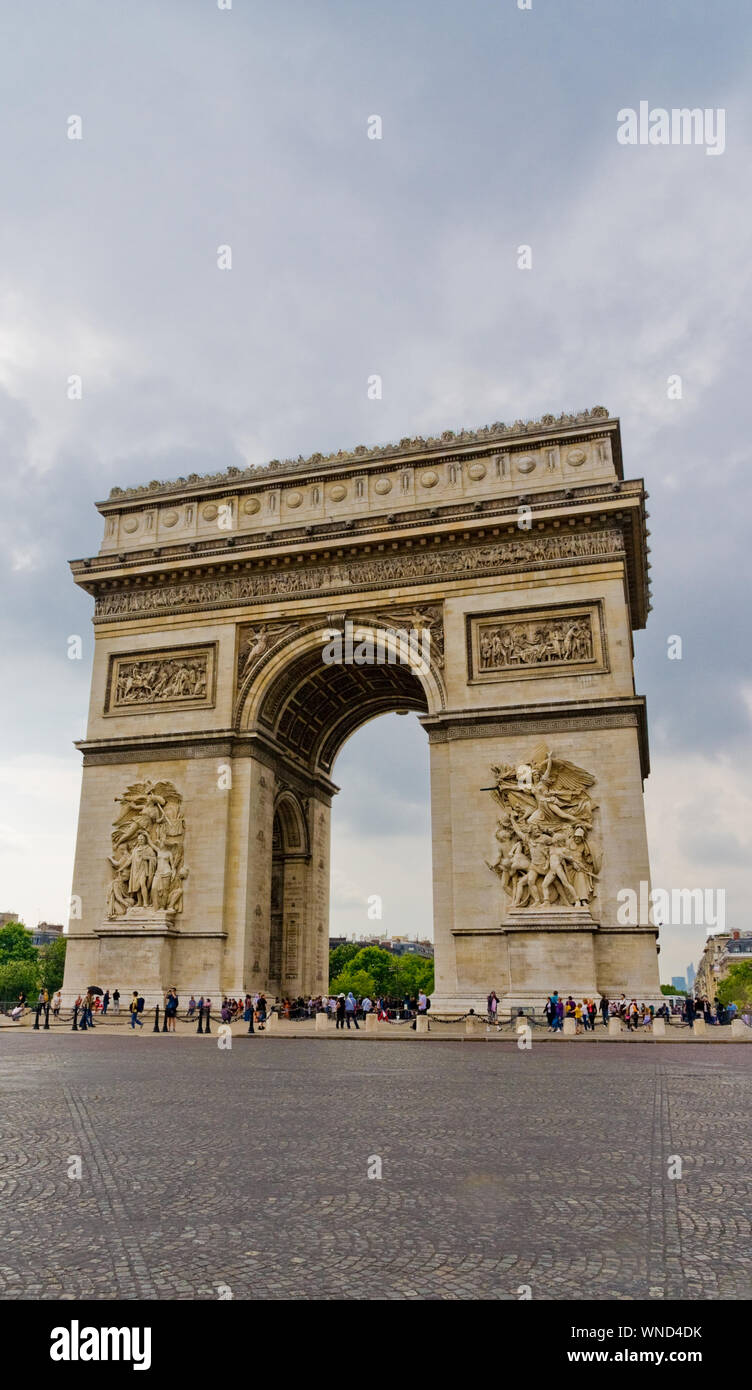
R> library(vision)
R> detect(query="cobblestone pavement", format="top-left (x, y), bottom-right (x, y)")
top-left (0, 1033), bottom-right (749, 1301)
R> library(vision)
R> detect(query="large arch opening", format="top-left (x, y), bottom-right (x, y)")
top-left (240, 627), bottom-right (439, 998)
top-left (256, 642), bottom-right (432, 777)
top-left (329, 709), bottom-right (433, 954)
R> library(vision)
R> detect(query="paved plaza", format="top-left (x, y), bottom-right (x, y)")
top-left (0, 1032), bottom-right (749, 1301)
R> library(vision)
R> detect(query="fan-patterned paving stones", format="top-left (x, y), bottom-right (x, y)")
top-left (0, 1035), bottom-right (749, 1301)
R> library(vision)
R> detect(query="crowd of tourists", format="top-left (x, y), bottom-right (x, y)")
top-left (527, 991), bottom-right (746, 1032)
top-left (6, 983), bottom-right (749, 1033)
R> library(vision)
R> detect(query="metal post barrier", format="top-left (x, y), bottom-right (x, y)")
top-left (196, 1007), bottom-right (204, 1034)
top-left (153, 1005), bottom-right (161, 1033)
top-left (33, 1005), bottom-right (41, 1031)
top-left (72, 1005), bottom-right (78, 1031)
top-left (161, 1007), bottom-right (168, 1033)
top-left (44, 1004), bottom-right (50, 1031)
top-left (204, 1005), bottom-right (211, 1034)
top-left (248, 1011), bottom-right (255, 1034)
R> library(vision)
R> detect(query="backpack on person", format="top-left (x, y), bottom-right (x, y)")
top-left (137, 996), bottom-right (145, 1012)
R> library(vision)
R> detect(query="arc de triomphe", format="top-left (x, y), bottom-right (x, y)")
top-left (62, 407), bottom-right (660, 1009)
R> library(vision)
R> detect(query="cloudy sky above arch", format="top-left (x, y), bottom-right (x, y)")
top-left (0, 0), bottom-right (750, 979)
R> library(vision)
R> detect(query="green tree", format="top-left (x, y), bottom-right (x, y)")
top-left (717, 961), bottom-right (752, 1010)
top-left (330, 968), bottom-right (376, 998)
top-left (348, 946), bottom-right (397, 994)
top-left (38, 936), bottom-right (67, 993)
top-left (394, 953), bottom-right (434, 995)
top-left (660, 984), bottom-right (685, 996)
top-left (0, 922), bottom-right (37, 964)
top-left (0, 959), bottom-right (40, 1002)
top-left (328, 942), bottom-right (362, 981)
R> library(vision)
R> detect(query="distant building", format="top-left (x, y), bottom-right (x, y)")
top-left (0, 911), bottom-right (20, 928)
top-left (28, 922), bottom-right (65, 947)
top-left (686, 962), bottom-right (696, 991)
top-left (694, 931), bottom-right (752, 998)
top-left (329, 934), bottom-right (434, 959)
top-left (671, 975), bottom-right (687, 993)
top-left (381, 937), bottom-right (434, 959)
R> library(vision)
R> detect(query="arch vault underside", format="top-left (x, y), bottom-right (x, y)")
top-left (63, 409), bottom-right (661, 1009)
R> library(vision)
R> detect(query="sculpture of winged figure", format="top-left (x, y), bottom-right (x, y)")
top-left (106, 779), bottom-right (188, 918)
top-left (484, 744), bottom-right (600, 910)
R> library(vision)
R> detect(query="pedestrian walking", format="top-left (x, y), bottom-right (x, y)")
top-left (345, 991), bottom-right (360, 1029)
top-left (336, 994), bottom-right (346, 1030)
top-left (165, 987), bottom-right (179, 1032)
top-left (102, 989), bottom-right (110, 1015)
top-left (129, 991), bottom-right (144, 1029)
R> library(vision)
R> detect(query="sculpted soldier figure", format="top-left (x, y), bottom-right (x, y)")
top-left (128, 833), bottom-right (157, 907)
top-left (105, 779), bottom-right (189, 918)
top-left (485, 744), bottom-right (600, 911)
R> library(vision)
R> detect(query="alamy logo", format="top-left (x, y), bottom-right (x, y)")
top-left (321, 620), bottom-right (430, 674)
top-left (50, 1321), bottom-right (151, 1371)
top-left (617, 102), bottom-right (725, 155)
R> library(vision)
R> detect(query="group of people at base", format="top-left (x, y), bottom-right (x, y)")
top-left (682, 995), bottom-right (743, 1027)
top-left (544, 994), bottom-right (657, 1032)
top-left (539, 991), bottom-right (747, 1032)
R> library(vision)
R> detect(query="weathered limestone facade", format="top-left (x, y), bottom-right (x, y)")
top-left (63, 407), bottom-right (660, 1008)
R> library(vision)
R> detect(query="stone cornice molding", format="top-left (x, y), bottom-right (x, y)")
top-left (75, 729), bottom-right (338, 801)
top-left (76, 478), bottom-right (642, 574)
top-left (420, 695), bottom-right (650, 779)
top-left (100, 408), bottom-right (619, 507)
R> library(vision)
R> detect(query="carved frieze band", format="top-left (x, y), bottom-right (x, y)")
top-left (104, 644), bottom-right (217, 714)
top-left (466, 601), bottom-right (607, 684)
top-left (425, 712), bottom-right (640, 743)
top-left (93, 529), bottom-right (625, 622)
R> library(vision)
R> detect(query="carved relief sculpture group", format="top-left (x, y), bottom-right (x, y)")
top-left (114, 655), bottom-right (208, 705)
top-left (485, 745), bottom-right (600, 910)
top-left (106, 779), bottom-right (189, 918)
top-left (479, 615), bottom-right (593, 671)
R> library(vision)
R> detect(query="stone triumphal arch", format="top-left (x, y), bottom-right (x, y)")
top-left (63, 407), bottom-right (661, 1009)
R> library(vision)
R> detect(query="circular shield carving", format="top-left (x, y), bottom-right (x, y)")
top-left (286, 491), bottom-right (303, 508)
top-left (243, 497), bottom-right (261, 514)
top-left (161, 510), bottom-right (179, 528)
top-left (567, 448), bottom-right (587, 466)
top-left (467, 462), bottom-right (487, 481)
top-left (420, 470), bottom-right (439, 488)
top-left (122, 516), bottom-right (139, 533)
top-left (516, 455), bottom-right (536, 473)
top-left (329, 484), bottom-right (347, 502)
top-left (374, 477), bottom-right (392, 495)
top-left (202, 503), bottom-right (219, 521)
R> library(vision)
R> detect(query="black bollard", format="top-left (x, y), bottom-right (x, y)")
top-left (196, 1007), bottom-right (204, 1034)
top-left (161, 1007), bottom-right (168, 1033)
top-left (248, 1012), bottom-right (255, 1035)
top-left (153, 1005), bottom-right (161, 1033)
top-left (44, 1004), bottom-right (50, 1031)
top-left (204, 1006), bottom-right (211, 1035)
top-left (33, 1005), bottom-right (41, 1031)
top-left (72, 1005), bottom-right (78, 1031)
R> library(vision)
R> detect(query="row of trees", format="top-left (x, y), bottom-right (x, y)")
top-left (0, 922), bottom-right (67, 1001)
top-left (329, 943), bottom-right (434, 999)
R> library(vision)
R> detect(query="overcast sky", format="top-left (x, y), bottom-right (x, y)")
top-left (1, 0), bottom-right (749, 982)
